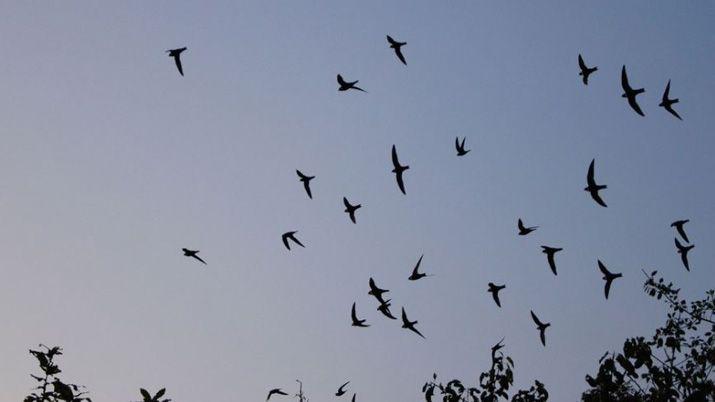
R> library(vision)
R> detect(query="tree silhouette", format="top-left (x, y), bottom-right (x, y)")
top-left (23, 345), bottom-right (91, 402)
top-left (422, 340), bottom-right (548, 402)
top-left (581, 271), bottom-right (715, 402)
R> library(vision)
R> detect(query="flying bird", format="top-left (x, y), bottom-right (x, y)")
top-left (296, 170), bottom-right (315, 199)
top-left (659, 80), bottom-right (682, 120)
top-left (597, 260), bottom-right (623, 300)
top-left (517, 218), bottom-right (538, 236)
top-left (541, 246), bottom-right (562, 276)
top-left (337, 74), bottom-right (366, 92)
top-left (621, 65), bottom-right (645, 116)
top-left (166, 47), bottom-right (187, 76)
top-left (408, 254), bottom-right (432, 280)
top-left (386, 35), bottom-right (407, 65)
top-left (343, 197), bottom-right (362, 224)
top-left (368, 277), bottom-right (389, 303)
top-left (674, 238), bottom-right (694, 271)
top-left (530, 310), bottom-right (551, 346)
top-left (577, 54), bottom-right (598, 85)
top-left (282, 231), bottom-right (305, 250)
top-left (335, 381), bottom-right (350, 397)
top-left (377, 299), bottom-right (397, 320)
top-left (455, 137), bottom-right (470, 156)
top-left (351, 302), bottom-right (369, 327)
top-left (671, 219), bottom-right (690, 243)
top-left (182, 248), bottom-right (206, 265)
top-left (488, 283), bottom-right (506, 307)
top-left (391, 145), bottom-right (409, 195)
top-left (266, 388), bottom-right (288, 401)
top-left (401, 307), bottom-right (425, 339)
top-left (585, 159), bottom-right (608, 207)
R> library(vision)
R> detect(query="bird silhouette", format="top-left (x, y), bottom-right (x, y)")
top-left (337, 74), bottom-right (366, 92)
top-left (296, 170), bottom-right (315, 199)
top-left (488, 283), bottom-right (506, 307)
top-left (530, 310), bottom-right (551, 346)
top-left (343, 197), bottom-right (362, 224)
top-left (518, 218), bottom-right (538, 236)
top-left (408, 254), bottom-right (432, 280)
top-left (597, 260), bottom-right (623, 300)
top-left (585, 159), bottom-right (608, 207)
top-left (377, 299), bottom-right (397, 320)
top-left (336, 381), bottom-right (350, 397)
top-left (351, 302), bottom-right (369, 327)
top-left (401, 307), bottom-right (425, 338)
top-left (671, 219), bottom-right (690, 243)
top-left (577, 54), bottom-right (598, 85)
top-left (391, 145), bottom-right (409, 195)
top-left (674, 238), bottom-right (695, 271)
top-left (182, 248), bottom-right (206, 265)
top-left (166, 47), bottom-right (187, 76)
top-left (621, 65), bottom-right (645, 116)
top-left (387, 35), bottom-right (407, 65)
top-left (368, 277), bottom-right (389, 303)
top-left (455, 137), bottom-right (470, 156)
top-left (659, 80), bottom-right (682, 120)
top-left (266, 388), bottom-right (288, 401)
top-left (541, 246), bottom-right (562, 276)
top-left (282, 231), bottom-right (305, 250)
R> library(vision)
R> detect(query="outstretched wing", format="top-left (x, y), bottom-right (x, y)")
top-left (531, 310), bottom-right (543, 326)
top-left (337, 74), bottom-right (347, 86)
top-left (173, 55), bottom-right (184, 76)
top-left (394, 47), bottom-right (407, 65)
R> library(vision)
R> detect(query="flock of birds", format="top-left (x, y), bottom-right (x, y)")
top-left (165, 36), bottom-right (692, 401)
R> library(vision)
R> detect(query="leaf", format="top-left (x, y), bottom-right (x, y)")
top-left (140, 388), bottom-right (152, 401)
top-left (154, 388), bottom-right (166, 400)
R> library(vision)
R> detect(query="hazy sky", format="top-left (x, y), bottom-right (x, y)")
top-left (1, 1), bottom-right (714, 401)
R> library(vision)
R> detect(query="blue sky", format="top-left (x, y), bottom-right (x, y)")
top-left (0, 1), bottom-right (713, 401)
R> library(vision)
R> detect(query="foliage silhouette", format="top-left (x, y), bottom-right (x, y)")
top-left (24, 345), bottom-right (91, 402)
top-left (581, 271), bottom-right (715, 402)
top-left (137, 388), bottom-right (171, 402)
top-left (422, 340), bottom-right (548, 402)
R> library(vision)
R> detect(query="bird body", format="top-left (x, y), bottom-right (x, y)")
top-left (351, 302), bottom-right (369, 327)
top-left (517, 218), bottom-right (538, 236)
top-left (337, 74), bottom-right (366, 92)
top-left (387, 35), bottom-right (407, 65)
top-left (488, 283), bottom-right (506, 307)
top-left (391, 145), bottom-right (409, 194)
top-left (578, 54), bottom-right (598, 85)
top-left (621, 65), bottom-right (645, 116)
top-left (182, 248), bottom-right (206, 265)
top-left (585, 159), bottom-right (608, 207)
top-left (282, 231), bottom-right (305, 250)
top-left (659, 80), bottom-right (682, 120)
top-left (401, 307), bottom-right (425, 338)
top-left (296, 170), bottom-right (315, 199)
top-left (530, 310), bottom-right (551, 346)
top-left (455, 137), bottom-right (470, 156)
top-left (597, 260), bottom-right (622, 299)
top-left (541, 246), bottom-right (562, 275)
top-left (166, 47), bottom-right (187, 76)
top-left (343, 197), bottom-right (362, 224)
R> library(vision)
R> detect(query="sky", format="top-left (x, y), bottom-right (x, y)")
top-left (0, 1), bottom-right (714, 401)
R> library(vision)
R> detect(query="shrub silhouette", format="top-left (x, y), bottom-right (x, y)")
top-left (24, 345), bottom-right (91, 402)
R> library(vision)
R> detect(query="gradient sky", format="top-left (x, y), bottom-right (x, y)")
top-left (1, 1), bottom-right (714, 401)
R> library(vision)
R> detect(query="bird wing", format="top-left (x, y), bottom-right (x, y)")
top-left (540, 329), bottom-right (546, 346)
top-left (401, 307), bottom-right (408, 323)
top-left (410, 325), bottom-right (426, 339)
top-left (662, 80), bottom-right (671, 102)
top-left (604, 279), bottom-right (612, 299)
top-left (628, 96), bottom-right (645, 116)
top-left (665, 105), bottom-right (682, 120)
top-left (531, 310), bottom-right (543, 326)
top-left (578, 54), bottom-right (586, 71)
top-left (681, 252), bottom-right (690, 271)
top-left (387, 35), bottom-right (397, 45)
top-left (291, 235), bottom-right (305, 248)
top-left (391, 145), bottom-right (400, 168)
top-left (491, 290), bottom-right (501, 307)
top-left (412, 255), bottom-right (423, 276)
top-left (174, 55), bottom-right (184, 76)
top-left (343, 197), bottom-right (351, 209)
top-left (351, 302), bottom-right (358, 321)
top-left (518, 219), bottom-right (525, 231)
top-left (337, 74), bottom-right (347, 85)
top-left (282, 234), bottom-right (291, 250)
top-left (675, 223), bottom-right (689, 242)
top-left (303, 180), bottom-right (313, 199)
top-left (395, 171), bottom-right (406, 194)
top-left (590, 190), bottom-right (608, 208)
top-left (674, 237), bottom-right (684, 251)
top-left (621, 66), bottom-right (631, 92)
top-left (394, 47), bottom-right (407, 65)
top-left (455, 137), bottom-right (460, 152)
top-left (587, 159), bottom-right (596, 187)
top-left (597, 260), bottom-right (610, 276)
top-left (547, 253), bottom-right (557, 275)
top-left (193, 255), bottom-right (207, 265)
top-left (296, 169), bottom-right (306, 179)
